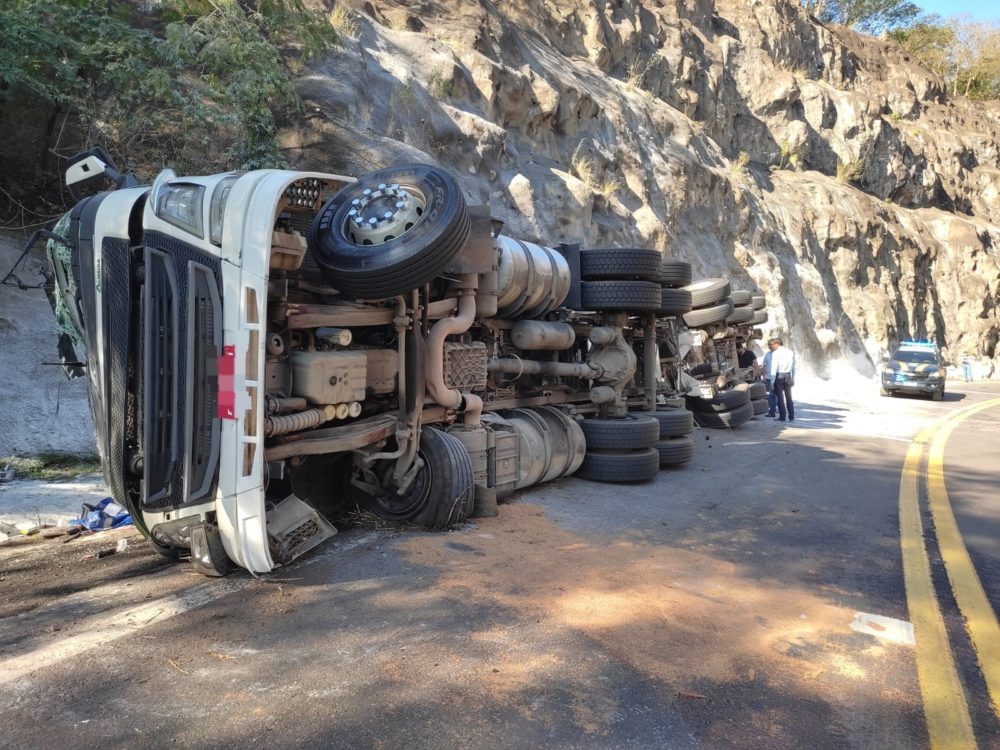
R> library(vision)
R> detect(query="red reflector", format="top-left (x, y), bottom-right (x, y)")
top-left (218, 345), bottom-right (237, 419)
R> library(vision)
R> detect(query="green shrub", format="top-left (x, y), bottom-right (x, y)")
top-left (0, 0), bottom-right (336, 185)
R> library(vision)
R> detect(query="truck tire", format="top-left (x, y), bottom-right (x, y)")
top-left (682, 299), bottom-right (734, 328)
top-left (309, 164), bottom-right (470, 299)
top-left (726, 305), bottom-right (754, 324)
top-left (580, 248), bottom-right (661, 281)
top-left (582, 415), bottom-right (660, 450)
top-left (363, 427), bottom-right (474, 529)
top-left (692, 400), bottom-right (754, 429)
top-left (684, 278), bottom-right (731, 308)
top-left (660, 260), bottom-right (693, 288)
top-left (751, 397), bottom-right (770, 415)
top-left (686, 386), bottom-right (750, 413)
top-left (656, 435), bottom-right (695, 466)
top-left (659, 287), bottom-right (693, 316)
top-left (575, 448), bottom-right (660, 483)
top-left (748, 382), bottom-right (767, 400)
top-left (688, 362), bottom-right (717, 378)
top-left (751, 310), bottom-right (769, 325)
top-left (580, 280), bottom-right (661, 311)
top-left (730, 290), bottom-right (752, 307)
top-left (751, 294), bottom-right (766, 310)
top-left (649, 408), bottom-right (695, 437)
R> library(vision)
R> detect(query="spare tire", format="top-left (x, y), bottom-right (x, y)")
top-left (752, 310), bottom-right (769, 325)
top-left (748, 381), bottom-right (767, 400)
top-left (751, 397), bottom-right (770, 416)
top-left (751, 294), bottom-right (766, 310)
top-left (309, 164), bottom-right (470, 299)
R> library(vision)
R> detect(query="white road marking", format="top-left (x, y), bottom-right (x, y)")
top-left (0, 532), bottom-right (379, 686)
top-left (849, 611), bottom-right (916, 646)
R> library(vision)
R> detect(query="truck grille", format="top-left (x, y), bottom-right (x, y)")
top-left (141, 232), bottom-right (221, 511)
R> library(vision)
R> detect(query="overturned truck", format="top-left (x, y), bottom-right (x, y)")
top-left (37, 150), bottom-right (708, 576)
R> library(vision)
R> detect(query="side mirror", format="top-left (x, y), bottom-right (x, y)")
top-left (64, 146), bottom-right (138, 199)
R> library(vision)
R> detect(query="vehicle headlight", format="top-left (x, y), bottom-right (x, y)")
top-left (155, 182), bottom-right (206, 238)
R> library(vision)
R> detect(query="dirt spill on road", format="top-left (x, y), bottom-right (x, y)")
top-left (396, 503), bottom-right (919, 745)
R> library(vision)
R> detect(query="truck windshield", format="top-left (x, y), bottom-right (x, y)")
top-left (893, 350), bottom-right (937, 364)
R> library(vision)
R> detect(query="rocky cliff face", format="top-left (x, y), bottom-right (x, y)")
top-left (291, 0), bottom-right (1000, 379)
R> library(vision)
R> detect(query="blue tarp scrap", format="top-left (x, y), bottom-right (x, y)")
top-left (70, 498), bottom-right (133, 531)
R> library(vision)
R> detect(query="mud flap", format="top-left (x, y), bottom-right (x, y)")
top-left (190, 521), bottom-right (231, 577)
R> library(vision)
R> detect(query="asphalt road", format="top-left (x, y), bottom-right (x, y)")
top-left (1, 379), bottom-right (998, 749)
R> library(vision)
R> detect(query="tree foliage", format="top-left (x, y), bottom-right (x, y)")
top-left (891, 17), bottom-right (1000, 101)
top-left (804, 0), bottom-right (921, 34)
top-left (0, 0), bottom-right (336, 181)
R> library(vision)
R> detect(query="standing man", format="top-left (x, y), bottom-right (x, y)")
top-left (767, 337), bottom-right (795, 422)
top-left (760, 343), bottom-right (777, 417)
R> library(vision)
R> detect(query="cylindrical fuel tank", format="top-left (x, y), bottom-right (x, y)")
top-left (510, 320), bottom-right (577, 351)
top-left (495, 235), bottom-right (571, 318)
top-left (501, 406), bottom-right (586, 489)
top-left (533, 406), bottom-right (586, 481)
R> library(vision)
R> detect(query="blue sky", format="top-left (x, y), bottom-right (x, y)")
top-left (914, 0), bottom-right (998, 22)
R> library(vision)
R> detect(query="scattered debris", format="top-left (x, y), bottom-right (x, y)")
top-left (70, 498), bottom-right (132, 531)
top-left (678, 691), bottom-right (707, 700)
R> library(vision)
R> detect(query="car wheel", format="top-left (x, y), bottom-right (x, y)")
top-left (309, 164), bottom-right (470, 299)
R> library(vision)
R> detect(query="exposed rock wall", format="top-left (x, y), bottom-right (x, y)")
top-left (289, 0), bottom-right (1000, 378)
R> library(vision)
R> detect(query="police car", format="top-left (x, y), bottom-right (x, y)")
top-left (880, 340), bottom-right (946, 401)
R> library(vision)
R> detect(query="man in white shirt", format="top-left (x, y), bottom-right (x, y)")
top-left (760, 347), bottom-right (777, 417)
top-left (766, 337), bottom-right (795, 422)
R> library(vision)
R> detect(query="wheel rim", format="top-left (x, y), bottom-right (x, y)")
top-left (343, 182), bottom-right (426, 246)
top-left (372, 454), bottom-right (433, 519)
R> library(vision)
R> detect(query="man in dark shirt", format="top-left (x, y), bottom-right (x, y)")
top-left (737, 342), bottom-right (757, 371)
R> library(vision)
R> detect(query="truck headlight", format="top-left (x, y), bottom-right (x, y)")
top-left (155, 182), bottom-right (206, 238)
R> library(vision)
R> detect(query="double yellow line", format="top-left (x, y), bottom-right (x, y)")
top-left (899, 397), bottom-right (1000, 748)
